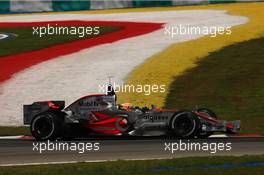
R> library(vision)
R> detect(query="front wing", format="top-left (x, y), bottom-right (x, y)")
top-left (202, 120), bottom-right (241, 133)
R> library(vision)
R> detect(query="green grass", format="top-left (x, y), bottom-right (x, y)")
top-left (0, 26), bottom-right (122, 57)
top-left (165, 37), bottom-right (264, 134)
top-left (0, 126), bottom-right (30, 136)
top-left (0, 155), bottom-right (264, 175)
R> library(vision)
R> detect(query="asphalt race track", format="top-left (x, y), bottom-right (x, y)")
top-left (0, 137), bottom-right (263, 166)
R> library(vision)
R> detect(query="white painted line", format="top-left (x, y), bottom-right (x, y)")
top-left (0, 135), bottom-right (24, 139)
top-left (2, 134), bottom-right (263, 140)
top-left (209, 134), bottom-right (228, 138)
top-left (0, 134), bottom-right (233, 140)
top-left (0, 157), bottom-right (172, 167)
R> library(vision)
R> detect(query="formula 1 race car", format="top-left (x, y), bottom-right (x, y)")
top-left (23, 85), bottom-right (240, 140)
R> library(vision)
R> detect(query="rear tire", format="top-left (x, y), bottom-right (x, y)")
top-left (30, 112), bottom-right (62, 141)
top-left (170, 112), bottom-right (200, 139)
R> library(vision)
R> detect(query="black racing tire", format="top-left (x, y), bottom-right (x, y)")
top-left (170, 112), bottom-right (200, 139)
top-left (30, 112), bottom-right (63, 141)
top-left (196, 108), bottom-right (217, 138)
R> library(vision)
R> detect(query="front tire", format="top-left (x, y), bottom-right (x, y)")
top-left (170, 112), bottom-right (200, 139)
top-left (30, 112), bottom-right (62, 141)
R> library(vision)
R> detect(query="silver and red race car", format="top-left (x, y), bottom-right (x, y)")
top-left (23, 85), bottom-right (240, 140)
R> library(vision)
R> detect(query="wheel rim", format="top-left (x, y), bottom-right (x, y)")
top-left (172, 114), bottom-right (195, 137)
top-left (32, 114), bottom-right (54, 139)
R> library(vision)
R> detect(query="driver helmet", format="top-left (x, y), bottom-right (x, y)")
top-left (120, 103), bottom-right (133, 111)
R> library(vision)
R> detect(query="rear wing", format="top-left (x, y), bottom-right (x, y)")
top-left (23, 101), bottom-right (65, 125)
